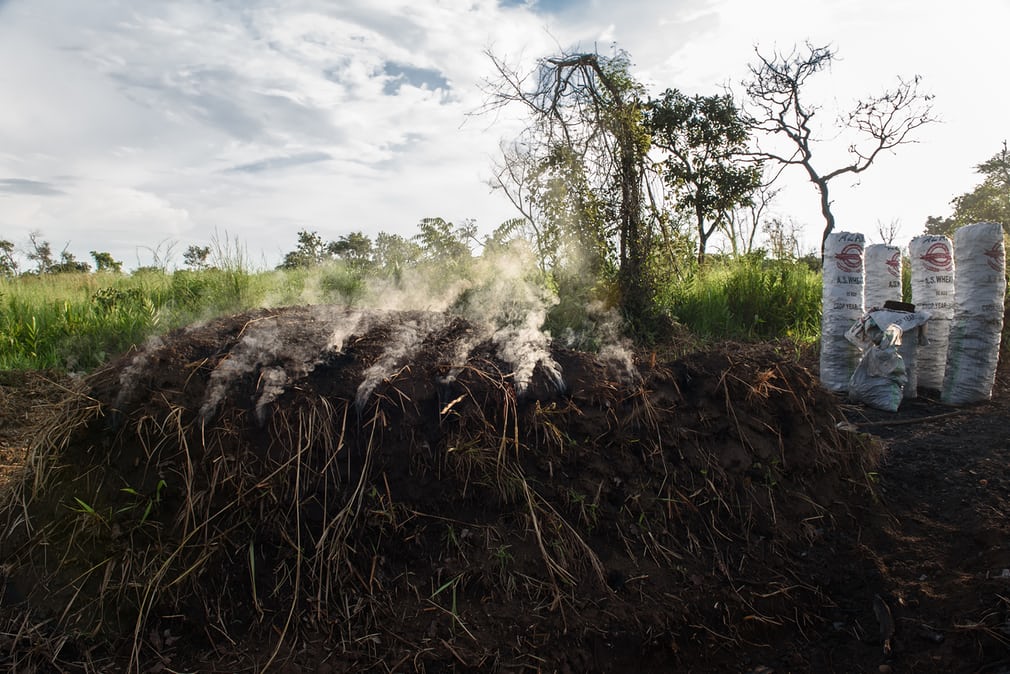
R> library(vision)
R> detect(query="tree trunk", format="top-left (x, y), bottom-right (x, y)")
top-left (817, 177), bottom-right (835, 257)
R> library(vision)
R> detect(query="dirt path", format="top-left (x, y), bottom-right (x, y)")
top-left (810, 394), bottom-right (1010, 673)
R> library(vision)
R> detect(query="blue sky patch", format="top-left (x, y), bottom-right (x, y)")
top-left (382, 63), bottom-right (450, 95)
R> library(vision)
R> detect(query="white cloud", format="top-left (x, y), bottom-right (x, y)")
top-left (0, 0), bottom-right (1006, 268)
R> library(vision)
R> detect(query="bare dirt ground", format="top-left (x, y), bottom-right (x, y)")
top-left (0, 307), bottom-right (1007, 673)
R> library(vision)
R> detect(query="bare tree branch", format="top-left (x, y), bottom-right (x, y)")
top-left (742, 43), bottom-right (937, 253)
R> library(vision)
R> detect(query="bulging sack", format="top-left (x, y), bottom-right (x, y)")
top-left (942, 222), bottom-right (1006, 404)
top-left (848, 324), bottom-right (907, 412)
top-left (864, 244), bottom-right (902, 311)
top-left (909, 235), bottom-right (954, 391)
top-left (820, 232), bottom-right (865, 392)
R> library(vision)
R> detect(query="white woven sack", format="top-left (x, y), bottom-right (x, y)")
top-left (864, 244), bottom-right (902, 311)
top-left (942, 222), bottom-right (1006, 404)
top-left (909, 235), bottom-right (955, 390)
top-left (820, 232), bottom-right (864, 392)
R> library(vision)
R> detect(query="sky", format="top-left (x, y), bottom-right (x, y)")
top-left (0, 0), bottom-right (1007, 270)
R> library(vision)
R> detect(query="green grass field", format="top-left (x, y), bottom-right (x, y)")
top-left (0, 256), bottom-right (825, 372)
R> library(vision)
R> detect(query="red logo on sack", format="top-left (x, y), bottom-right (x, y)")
top-left (920, 242), bottom-right (952, 272)
top-left (834, 243), bottom-right (862, 272)
top-left (985, 242), bottom-right (1004, 272)
top-left (885, 251), bottom-right (901, 277)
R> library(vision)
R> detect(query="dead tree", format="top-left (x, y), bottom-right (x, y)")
top-left (743, 43), bottom-right (936, 254)
top-left (482, 49), bottom-right (657, 329)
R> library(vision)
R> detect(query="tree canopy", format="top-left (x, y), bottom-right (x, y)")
top-left (647, 89), bottom-right (761, 263)
top-left (925, 141), bottom-right (1009, 237)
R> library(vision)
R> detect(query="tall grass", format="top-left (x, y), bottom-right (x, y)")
top-left (663, 255), bottom-right (822, 342)
top-left (1, 252), bottom-right (826, 372)
top-left (0, 258), bottom-right (383, 371)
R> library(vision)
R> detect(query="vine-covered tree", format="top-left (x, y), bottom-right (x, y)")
top-left (491, 142), bottom-right (610, 278)
top-left (485, 49), bottom-right (656, 330)
top-left (647, 90), bottom-right (762, 263)
top-left (743, 43), bottom-right (936, 252)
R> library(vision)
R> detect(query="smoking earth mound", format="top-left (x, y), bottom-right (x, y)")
top-left (0, 306), bottom-right (880, 672)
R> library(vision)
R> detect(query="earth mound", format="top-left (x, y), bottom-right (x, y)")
top-left (0, 305), bottom-right (880, 672)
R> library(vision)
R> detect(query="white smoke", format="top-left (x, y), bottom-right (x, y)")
top-left (457, 241), bottom-right (565, 395)
top-left (354, 314), bottom-right (448, 410)
top-left (254, 365), bottom-right (288, 424)
top-left (113, 335), bottom-right (165, 412)
top-left (200, 327), bottom-right (285, 420)
top-left (200, 306), bottom-right (353, 421)
top-left (325, 310), bottom-right (366, 353)
top-left (589, 302), bottom-right (640, 384)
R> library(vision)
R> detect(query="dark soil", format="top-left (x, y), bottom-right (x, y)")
top-left (0, 306), bottom-right (1007, 673)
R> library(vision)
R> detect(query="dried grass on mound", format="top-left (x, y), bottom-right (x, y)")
top-left (0, 306), bottom-right (881, 672)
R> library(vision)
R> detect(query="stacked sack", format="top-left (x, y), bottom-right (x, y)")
top-left (942, 222), bottom-right (1006, 404)
top-left (820, 232), bottom-right (865, 392)
top-left (864, 244), bottom-right (903, 311)
top-left (909, 235), bottom-right (955, 392)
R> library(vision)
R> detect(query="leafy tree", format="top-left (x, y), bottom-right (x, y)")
top-left (183, 245), bottom-right (212, 270)
top-left (743, 43), bottom-right (936, 253)
top-left (278, 230), bottom-right (333, 269)
top-left (492, 140), bottom-right (612, 279)
top-left (90, 250), bottom-right (123, 273)
top-left (925, 141), bottom-right (1010, 237)
top-left (372, 232), bottom-right (422, 279)
top-left (647, 89), bottom-right (762, 263)
top-left (328, 232), bottom-right (374, 270)
top-left (0, 239), bottom-right (18, 277)
top-left (413, 217), bottom-right (476, 266)
top-left (949, 141), bottom-right (1009, 231)
top-left (923, 214), bottom-right (957, 238)
top-left (49, 249), bottom-right (91, 274)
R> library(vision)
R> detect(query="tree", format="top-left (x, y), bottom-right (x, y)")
top-left (949, 140), bottom-right (1009, 232)
top-left (762, 216), bottom-right (802, 260)
top-left (413, 217), bottom-right (476, 266)
top-left (491, 141), bottom-right (611, 278)
top-left (328, 232), bottom-right (374, 270)
top-left (647, 89), bottom-right (762, 263)
top-left (91, 250), bottom-right (123, 273)
top-left (923, 214), bottom-right (956, 238)
top-left (0, 240), bottom-right (18, 277)
top-left (485, 48), bottom-right (656, 330)
top-left (924, 141), bottom-right (1010, 237)
top-left (26, 231), bottom-right (54, 274)
top-left (49, 249), bottom-right (90, 274)
top-left (723, 172), bottom-right (781, 257)
top-left (875, 218), bottom-right (901, 245)
top-left (183, 245), bottom-right (212, 270)
top-left (278, 230), bottom-right (333, 269)
top-left (372, 232), bottom-right (422, 280)
top-left (743, 43), bottom-right (936, 253)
